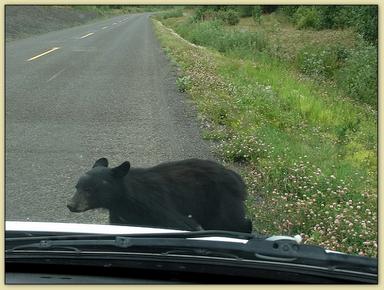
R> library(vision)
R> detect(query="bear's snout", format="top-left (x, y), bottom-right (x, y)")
top-left (67, 201), bottom-right (81, 212)
top-left (67, 192), bottom-right (91, 213)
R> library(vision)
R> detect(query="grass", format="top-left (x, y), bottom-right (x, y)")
top-left (151, 14), bottom-right (377, 257)
top-left (166, 14), bottom-right (377, 108)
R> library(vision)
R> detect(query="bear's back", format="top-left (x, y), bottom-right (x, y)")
top-left (114, 158), bottom-right (249, 231)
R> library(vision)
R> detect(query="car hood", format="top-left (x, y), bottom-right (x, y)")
top-left (5, 221), bottom-right (248, 243)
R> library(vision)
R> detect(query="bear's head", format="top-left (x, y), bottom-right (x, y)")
top-left (67, 158), bottom-right (130, 213)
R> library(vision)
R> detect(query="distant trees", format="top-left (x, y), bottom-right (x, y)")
top-left (278, 5), bottom-right (377, 44)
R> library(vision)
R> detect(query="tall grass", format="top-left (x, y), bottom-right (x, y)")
top-left (296, 40), bottom-right (377, 107)
top-left (174, 20), bottom-right (266, 55)
top-left (164, 12), bottom-right (377, 108)
top-left (171, 13), bottom-right (377, 114)
top-left (336, 43), bottom-right (378, 107)
top-left (157, 8), bottom-right (183, 20)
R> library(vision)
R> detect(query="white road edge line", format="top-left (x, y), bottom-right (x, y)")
top-left (80, 32), bottom-right (94, 39)
top-left (26, 47), bottom-right (61, 62)
top-left (102, 26), bottom-right (109, 29)
top-left (47, 68), bottom-right (66, 82)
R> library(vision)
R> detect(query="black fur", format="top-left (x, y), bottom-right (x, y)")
top-left (67, 158), bottom-right (252, 232)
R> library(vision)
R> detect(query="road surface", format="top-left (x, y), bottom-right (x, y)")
top-left (5, 13), bottom-right (213, 224)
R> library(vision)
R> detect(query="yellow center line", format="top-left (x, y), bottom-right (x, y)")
top-left (26, 47), bottom-right (61, 62)
top-left (80, 32), bottom-right (94, 39)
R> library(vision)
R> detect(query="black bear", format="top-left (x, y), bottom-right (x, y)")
top-left (67, 158), bottom-right (252, 232)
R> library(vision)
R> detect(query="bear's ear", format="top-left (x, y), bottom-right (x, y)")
top-left (112, 161), bottom-right (131, 178)
top-left (93, 158), bottom-right (109, 168)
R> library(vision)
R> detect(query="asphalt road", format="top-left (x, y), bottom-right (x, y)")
top-left (5, 13), bottom-right (213, 224)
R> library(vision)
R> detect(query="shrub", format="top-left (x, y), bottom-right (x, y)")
top-left (238, 6), bottom-right (254, 17)
top-left (279, 5), bottom-right (377, 43)
top-left (217, 9), bottom-right (240, 25)
top-left (260, 5), bottom-right (279, 14)
top-left (297, 45), bottom-right (346, 78)
top-left (192, 6), bottom-right (205, 22)
top-left (252, 6), bottom-right (262, 23)
top-left (351, 6), bottom-right (378, 44)
top-left (314, 6), bottom-right (342, 29)
top-left (192, 6), bottom-right (232, 22)
top-left (294, 6), bottom-right (321, 30)
top-left (318, 5), bottom-right (378, 42)
top-left (336, 43), bottom-right (377, 107)
top-left (278, 5), bottom-right (299, 20)
top-left (192, 6), bottom-right (217, 22)
top-left (331, 7), bottom-right (352, 28)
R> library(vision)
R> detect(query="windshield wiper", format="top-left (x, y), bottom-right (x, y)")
top-left (6, 231), bottom-right (377, 276)
top-left (6, 230), bottom-right (255, 254)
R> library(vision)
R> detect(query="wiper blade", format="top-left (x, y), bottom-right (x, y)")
top-left (6, 232), bottom-right (377, 274)
top-left (7, 235), bottom-right (248, 253)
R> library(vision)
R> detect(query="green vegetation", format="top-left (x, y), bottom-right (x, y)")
top-left (192, 6), bottom-right (240, 25)
top-left (336, 43), bottom-right (378, 106)
top-left (176, 75), bottom-right (192, 92)
top-left (279, 5), bottom-right (378, 44)
top-left (152, 5), bottom-right (377, 257)
top-left (174, 20), bottom-right (266, 55)
top-left (156, 8), bottom-right (184, 20)
top-left (163, 7), bottom-right (377, 107)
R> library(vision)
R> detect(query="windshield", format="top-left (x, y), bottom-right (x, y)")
top-left (5, 3), bottom-right (377, 265)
